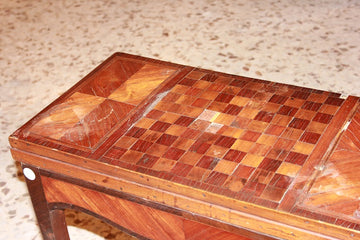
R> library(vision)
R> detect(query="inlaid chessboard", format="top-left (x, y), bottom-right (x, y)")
top-left (11, 52), bottom-right (360, 233)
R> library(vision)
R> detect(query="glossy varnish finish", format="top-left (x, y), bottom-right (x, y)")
top-left (9, 53), bottom-right (360, 239)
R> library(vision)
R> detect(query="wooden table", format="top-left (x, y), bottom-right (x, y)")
top-left (9, 53), bottom-right (360, 240)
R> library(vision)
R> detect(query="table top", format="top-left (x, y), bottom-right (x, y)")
top-left (10, 52), bottom-right (360, 238)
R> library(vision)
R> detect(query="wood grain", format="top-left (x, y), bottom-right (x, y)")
top-left (42, 176), bottom-right (253, 240)
top-left (9, 52), bottom-right (360, 239)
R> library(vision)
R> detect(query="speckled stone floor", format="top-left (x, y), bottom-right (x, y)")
top-left (1, 0), bottom-right (360, 239)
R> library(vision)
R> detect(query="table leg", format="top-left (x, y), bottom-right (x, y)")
top-left (22, 164), bottom-right (70, 240)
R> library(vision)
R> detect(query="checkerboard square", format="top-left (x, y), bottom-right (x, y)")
top-left (265, 124), bottom-right (285, 136)
top-left (247, 120), bottom-right (269, 132)
top-left (159, 112), bottom-right (181, 123)
top-left (223, 149), bottom-right (246, 163)
top-left (238, 88), bottom-right (257, 98)
top-left (163, 147), bottom-right (185, 160)
top-left (238, 108), bottom-right (260, 119)
top-left (284, 98), bottom-right (305, 108)
top-left (189, 140), bottom-right (211, 154)
top-left (281, 128), bottom-right (303, 140)
top-left (176, 95), bottom-right (197, 105)
top-left (201, 73), bottom-right (218, 82)
top-left (196, 156), bottom-right (220, 170)
top-left (206, 145), bottom-right (228, 158)
top-left (174, 116), bottom-right (195, 127)
top-left (278, 106), bottom-right (298, 116)
top-left (274, 138), bottom-right (296, 151)
top-left (271, 115), bottom-right (292, 127)
top-left (215, 136), bottom-right (237, 148)
top-left (135, 118), bottom-right (156, 129)
top-left (104, 147), bottom-right (127, 160)
top-left (249, 143), bottom-right (271, 156)
top-left (313, 112), bottom-right (333, 124)
top-left (199, 90), bottom-right (219, 100)
top-left (214, 93), bottom-right (235, 103)
top-left (250, 169), bottom-right (275, 185)
top-left (325, 96), bottom-right (344, 106)
top-left (119, 150), bottom-right (144, 164)
top-left (156, 133), bottom-right (178, 146)
top-left (257, 134), bottom-right (277, 146)
top-left (114, 136), bottom-right (137, 149)
top-left (192, 80), bottom-right (211, 89)
top-left (241, 154), bottom-right (264, 168)
top-left (300, 131), bottom-right (321, 144)
top-left (187, 167), bottom-right (210, 181)
top-left (231, 139), bottom-right (254, 152)
top-left (261, 186), bottom-right (286, 202)
top-left (222, 86), bottom-right (241, 95)
top-left (230, 96), bottom-right (249, 106)
top-left (170, 162), bottom-right (192, 177)
top-left (131, 139), bottom-right (154, 152)
top-left (223, 104), bottom-right (243, 115)
top-left (243, 181), bottom-right (266, 197)
top-left (181, 128), bottom-right (201, 139)
top-left (294, 109), bottom-right (317, 121)
top-left (306, 121), bottom-right (327, 134)
top-left (254, 111), bottom-right (274, 122)
top-left (224, 176), bottom-right (246, 192)
top-left (262, 102), bottom-right (281, 113)
top-left (208, 101), bottom-right (228, 112)
top-left (191, 98), bottom-right (211, 108)
top-left (302, 101), bottom-right (322, 111)
top-left (291, 91), bottom-right (310, 100)
top-left (219, 126), bottom-right (244, 138)
top-left (162, 92), bottom-right (181, 102)
top-left (146, 143), bottom-right (169, 157)
top-left (213, 113), bottom-right (235, 125)
top-left (276, 162), bottom-right (301, 177)
top-left (214, 160), bottom-right (238, 174)
top-left (136, 154), bottom-right (159, 168)
top-left (146, 109), bottom-right (164, 119)
top-left (307, 92), bottom-right (328, 103)
top-left (187, 71), bottom-right (206, 80)
top-left (258, 158), bottom-right (282, 172)
top-left (231, 117), bottom-right (251, 129)
top-left (172, 138), bottom-right (195, 150)
top-left (165, 125), bottom-right (188, 136)
top-left (179, 152), bottom-right (203, 165)
top-left (285, 151), bottom-right (308, 165)
top-left (205, 123), bottom-right (223, 134)
top-left (289, 118), bottom-right (310, 130)
top-left (178, 78), bottom-right (196, 86)
top-left (150, 121), bottom-right (172, 132)
top-left (171, 84), bottom-right (189, 94)
top-left (241, 130), bottom-right (262, 142)
top-left (230, 79), bottom-right (247, 88)
top-left (233, 164), bottom-right (255, 179)
top-left (208, 82), bottom-right (226, 92)
top-left (269, 94), bottom-right (288, 104)
top-left (253, 92), bottom-right (272, 102)
top-left (319, 104), bottom-right (339, 115)
top-left (205, 172), bottom-right (228, 185)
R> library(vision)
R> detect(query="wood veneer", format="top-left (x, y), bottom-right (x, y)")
top-left (9, 52), bottom-right (360, 239)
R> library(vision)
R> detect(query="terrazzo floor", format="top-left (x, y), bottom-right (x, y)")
top-left (1, 0), bottom-right (360, 239)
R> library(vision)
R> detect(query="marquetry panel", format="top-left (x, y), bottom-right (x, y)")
top-left (42, 176), bottom-right (252, 240)
top-left (297, 107), bottom-right (360, 230)
top-left (10, 52), bottom-right (360, 237)
top-left (23, 56), bottom-right (179, 151)
top-left (102, 69), bottom-right (345, 209)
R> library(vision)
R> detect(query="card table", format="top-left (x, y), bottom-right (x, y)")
top-left (9, 53), bottom-right (360, 239)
